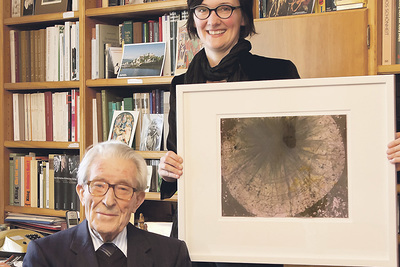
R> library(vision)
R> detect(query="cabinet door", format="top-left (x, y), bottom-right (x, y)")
top-left (250, 9), bottom-right (368, 79)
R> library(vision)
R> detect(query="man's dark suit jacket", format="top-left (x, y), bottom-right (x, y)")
top-left (23, 219), bottom-right (192, 267)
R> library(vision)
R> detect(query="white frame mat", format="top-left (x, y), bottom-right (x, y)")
top-left (177, 75), bottom-right (398, 266)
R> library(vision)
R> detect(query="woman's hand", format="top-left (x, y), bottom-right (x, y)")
top-left (158, 151), bottom-right (183, 182)
top-left (387, 132), bottom-right (400, 171)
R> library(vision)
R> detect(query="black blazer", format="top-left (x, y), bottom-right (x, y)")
top-left (23, 220), bottom-right (192, 267)
top-left (161, 54), bottom-right (300, 199)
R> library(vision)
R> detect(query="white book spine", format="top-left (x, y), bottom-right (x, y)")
top-left (64, 21), bottom-right (72, 81)
top-left (46, 27), bottom-right (52, 81)
top-left (10, 30), bottom-right (16, 83)
top-left (13, 93), bottom-right (20, 141)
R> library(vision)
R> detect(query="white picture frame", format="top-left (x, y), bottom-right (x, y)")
top-left (108, 110), bottom-right (139, 147)
top-left (177, 75), bottom-right (398, 266)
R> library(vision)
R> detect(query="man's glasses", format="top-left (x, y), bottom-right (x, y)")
top-left (192, 5), bottom-right (241, 20)
top-left (87, 181), bottom-right (137, 200)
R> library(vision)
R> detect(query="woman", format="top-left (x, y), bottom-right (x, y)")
top-left (160, 0), bottom-right (299, 198)
top-left (159, 0), bottom-right (299, 265)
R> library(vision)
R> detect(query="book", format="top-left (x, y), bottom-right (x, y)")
top-left (24, 156), bottom-right (33, 207)
top-left (162, 14), bottom-right (171, 76)
top-left (163, 91), bottom-right (170, 150)
top-left (10, 30), bottom-right (17, 83)
top-left (53, 154), bottom-right (66, 210)
top-left (13, 93), bottom-right (25, 141)
top-left (44, 91), bottom-right (53, 141)
top-left (101, 90), bottom-right (123, 141)
top-left (336, 2), bottom-right (365, 10)
top-left (96, 92), bottom-right (103, 143)
top-left (66, 154), bottom-right (80, 211)
top-left (382, 0), bottom-right (396, 65)
top-left (133, 21), bottom-right (144, 43)
top-left (123, 20), bottom-right (133, 44)
top-left (52, 92), bottom-right (69, 142)
top-left (95, 24), bottom-right (120, 79)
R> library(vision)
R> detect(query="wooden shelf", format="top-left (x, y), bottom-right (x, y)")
top-left (4, 141), bottom-right (80, 150)
top-left (4, 11), bottom-right (79, 26)
top-left (145, 192), bottom-right (177, 202)
top-left (377, 64), bottom-right (400, 75)
top-left (4, 81), bottom-right (80, 91)
top-left (86, 76), bottom-right (173, 88)
top-left (5, 205), bottom-right (68, 218)
top-left (85, 0), bottom-right (186, 19)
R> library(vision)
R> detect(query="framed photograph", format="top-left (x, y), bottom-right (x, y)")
top-left (175, 20), bottom-right (203, 75)
top-left (139, 114), bottom-right (164, 151)
top-left (34, 0), bottom-right (70, 15)
top-left (108, 110), bottom-right (139, 147)
top-left (117, 42), bottom-right (166, 78)
top-left (22, 0), bottom-right (35, 16)
top-left (177, 75), bottom-right (398, 266)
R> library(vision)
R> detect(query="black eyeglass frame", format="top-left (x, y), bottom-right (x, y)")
top-left (191, 5), bottom-right (241, 20)
top-left (86, 181), bottom-right (137, 200)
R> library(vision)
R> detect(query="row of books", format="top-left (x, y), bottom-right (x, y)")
top-left (382, 0), bottom-right (400, 65)
top-left (11, 0), bottom-right (78, 17)
top-left (13, 90), bottom-right (80, 142)
top-left (9, 153), bottom-right (80, 212)
top-left (92, 10), bottom-right (188, 79)
top-left (5, 213), bottom-right (68, 236)
top-left (93, 89), bottom-right (169, 151)
top-left (10, 21), bottom-right (79, 83)
top-left (98, 0), bottom-right (163, 8)
top-left (258, 0), bottom-right (366, 18)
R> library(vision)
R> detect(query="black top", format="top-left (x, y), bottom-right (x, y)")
top-left (161, 53), bottom-right (300, 199)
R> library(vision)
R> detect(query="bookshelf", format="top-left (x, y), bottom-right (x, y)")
top-left (0, 0), bottom-right (398, 262)
top-left (0, 0), bottom-right (185, 224)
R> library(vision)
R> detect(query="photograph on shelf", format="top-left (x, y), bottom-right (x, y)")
top-left (266, 0), bottom-right (315, 17)
top-left (175, 20), bottom-right (203, 75)
top-left (105, 46), bottom-right (123, 79)
top-left (23, 0), bottom-right (35, 15)
top-left (108, 110), bottom-right (140, 147)
top-left (177, 76), bottom-right (397, 266)
top-left (117, 42), bottom-right (166, 78)
top-left (139, 114), bottom-right (164, 151)
top-left (34, 0), bottom-right (70, 15)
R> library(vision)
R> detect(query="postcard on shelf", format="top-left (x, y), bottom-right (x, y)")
top-left (175, 20), bottom-right (203, 75)
top-left (105, 45), bottom-right (123, 79)
top-left (139, 114), bottom-right (163, 151)
top-left (35, 0), bottom-right (70, 15)
top-left (117, 42), bottom-right (166, 78)
top-left (266, 0), bottom-right (315, 17)
top-left (108, 110), bottom-right (140, 148)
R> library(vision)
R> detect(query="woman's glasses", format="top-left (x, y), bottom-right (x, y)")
top-left (192, 5), bottom-right (241, 20)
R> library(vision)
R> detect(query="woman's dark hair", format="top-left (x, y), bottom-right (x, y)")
top-left (186, 0), bottom-right (256, 39)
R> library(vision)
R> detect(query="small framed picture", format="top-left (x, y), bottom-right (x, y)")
top-left (117, 42), bottom-right (166, 78)
top-left (22, 0), bottom-right (35, 16)
top-left (108, 110), bottom-right (140, 147)
top-left (139, 114), bottom-right (163, 151)
top-left (34, 0), bottom-right (70, 15)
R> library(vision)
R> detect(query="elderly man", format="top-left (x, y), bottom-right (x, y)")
top-left (23, 141), bottom-right (192, 267)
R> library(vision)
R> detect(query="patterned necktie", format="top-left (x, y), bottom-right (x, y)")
top-left (98, 243), bottom-right (117, 257)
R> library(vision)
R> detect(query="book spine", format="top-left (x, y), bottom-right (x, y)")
top-left (24, 157), bottom-right (32, 207)
top-left (13, 157), bottom-right (22, 206)
top-left (382, 0), bottom-right (395, 65)
top-left (123, 20), bottom-right (133, 44)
